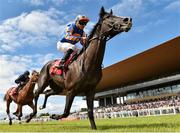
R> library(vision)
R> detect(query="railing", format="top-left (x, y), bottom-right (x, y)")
top-left (76, 106), bottom-right (180, 120)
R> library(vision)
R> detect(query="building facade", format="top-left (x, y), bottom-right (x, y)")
top-left (94, 36), bottom-right (180, 107)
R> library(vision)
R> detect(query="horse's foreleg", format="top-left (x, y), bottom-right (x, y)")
top-left (86, 89), bottom-right (96, 129)
top-left (51, 92), bottom-right (75, 120)
top-left (39, 89), bottom-right (59, 110)
top-left (6, 97), bottom-right (12, 125)
top-left (28, 85), bottom-right (46, 122)
top-left (27, 81), bottom-right (48, 122)
top-left (26, 102), bottom-right (35, 123)
top-left (27, 92), bottom-right (39, 122)
top-left (61, 92), bottom-right (75, 118)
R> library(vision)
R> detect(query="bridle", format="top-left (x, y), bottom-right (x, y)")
top-left (31, 74), bottom-right (39, 84)
top-left (89, 15), bottom-right (121, 42)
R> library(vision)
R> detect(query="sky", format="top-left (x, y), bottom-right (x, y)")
top-left (0, 0), bottom-right (179, 119)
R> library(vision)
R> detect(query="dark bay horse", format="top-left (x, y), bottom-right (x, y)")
top-left (27, 7), bottom-right (132, 129)
top-left (3, 70), bottom-right (39, 125)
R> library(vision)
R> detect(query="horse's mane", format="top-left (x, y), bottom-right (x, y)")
top-left (87, 18), bottom-right (102, 44)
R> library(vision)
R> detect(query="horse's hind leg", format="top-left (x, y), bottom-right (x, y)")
top-left (5, 96), bottom-right (12, 125)
top-left (39, 89), bottom-right (60, 110)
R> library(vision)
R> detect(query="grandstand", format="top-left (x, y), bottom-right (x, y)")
top-left (95, 36), bottom-right (180, 106)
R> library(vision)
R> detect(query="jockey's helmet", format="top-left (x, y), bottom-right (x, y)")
top-left (24, 71), bottom-right (30, 75)
top-left (76, 15), bottom-right (89, 26)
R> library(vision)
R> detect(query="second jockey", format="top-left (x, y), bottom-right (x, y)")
top-left (56, 15), bottom-right (89, 69)
top-left (15, 71), bottom-right (30, 92)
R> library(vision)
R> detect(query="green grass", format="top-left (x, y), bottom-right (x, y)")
top-left (0, 114), bottom-right (180, 132)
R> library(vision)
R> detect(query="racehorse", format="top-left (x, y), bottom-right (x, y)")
top-left (27, 7), bottom-right (132, 129)
top-left (3, 70), bottom-right (39, 125)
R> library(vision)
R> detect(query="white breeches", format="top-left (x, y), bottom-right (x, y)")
top-left (57, 41), bottom-right (80, 53)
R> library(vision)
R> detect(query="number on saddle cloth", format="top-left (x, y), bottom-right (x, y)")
top-left (50, 60), bottom-right (63, 75)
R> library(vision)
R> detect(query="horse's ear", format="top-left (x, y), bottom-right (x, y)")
top-left (100, 6), bottom-right (105, 18)
top-left (110, 9), bottom-right (113, 15)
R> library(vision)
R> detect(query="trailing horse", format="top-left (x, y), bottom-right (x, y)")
top-left (3, 70), bottom-right (39, 125)
top-left (27, 7), bottom-right (132, 129)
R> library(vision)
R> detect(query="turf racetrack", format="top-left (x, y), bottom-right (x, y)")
top-left (0, 114), bottom-right (180, 132)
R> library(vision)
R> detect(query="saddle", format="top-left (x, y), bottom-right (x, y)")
top-left (50, 51), bottom-right (78, 76)
top-left (9, 87), bottom-right (18, 99)
top-left (9, 83), bottom-right (26, 96)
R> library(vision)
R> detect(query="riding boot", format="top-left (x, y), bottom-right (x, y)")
top-left (56, 49), bottom-right (74, 69)
top-left (17, 82), bottom-right (26, 92)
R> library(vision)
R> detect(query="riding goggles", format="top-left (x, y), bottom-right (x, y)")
top-left (79, 21), bottom-right (87, 26)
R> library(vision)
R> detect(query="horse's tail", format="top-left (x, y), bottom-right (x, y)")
top-left (3, 93), bottom-right (7, 101)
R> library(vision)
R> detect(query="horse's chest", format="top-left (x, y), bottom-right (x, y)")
top-left (83, 73), bottom-right (101, 86)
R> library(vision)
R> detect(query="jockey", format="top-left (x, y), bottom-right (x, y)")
top-left (56, 15), bottom-right (89, 68)
top-left (15, 71), bottom-right (30, 92)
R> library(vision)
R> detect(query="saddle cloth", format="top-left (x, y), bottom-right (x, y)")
top-left (9, 87), bottom-right (17, 95)
top-left (49, 60), bottom-right (63, 75)
top-left (9, 87), bottom-right (18, 98)
top-left (50, 52), bottom-right (78, 76)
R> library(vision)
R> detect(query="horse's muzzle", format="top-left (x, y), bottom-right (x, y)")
top-left (121, 17), bottom-right (132, 32)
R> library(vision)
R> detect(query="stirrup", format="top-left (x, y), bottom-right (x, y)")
top-left (56, 64), bottom-right (64, 69)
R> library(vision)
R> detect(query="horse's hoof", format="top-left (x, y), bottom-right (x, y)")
top-left (19, 121), bottom-right (21, 124)
top-left (39, 106), bottom-right (44, 110)
top-left (9, 121), bottom-right (12, 125)
top-left (26, 118), bottom-right (30, 123)
top-left (13, 112), bottom-right (16, 115)
top-left (50, 114), bottom-right (61, 120)
top-left (13, 112), bottom-right (18, 117)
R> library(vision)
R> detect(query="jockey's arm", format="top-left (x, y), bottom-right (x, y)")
top-left (80, 32), bottom-right (87, 46)
top-left (65, 25), bottom-right (81, 41)
top-left (15, 79), bottom-right (20, 84)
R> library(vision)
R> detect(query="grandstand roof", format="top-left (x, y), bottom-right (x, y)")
top-left (96, 36), bottom-right (180, 93)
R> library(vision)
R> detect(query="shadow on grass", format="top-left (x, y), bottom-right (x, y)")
top-left (97, 123), bottom-right (180, 130)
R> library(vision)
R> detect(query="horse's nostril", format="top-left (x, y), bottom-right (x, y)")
top-left (130, 18), bottom-right (132, 22)
top-left (123, 18), bottom-right (129, 22)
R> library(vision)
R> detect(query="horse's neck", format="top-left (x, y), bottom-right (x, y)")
top-left (83, 26), bottom-right (106, 71)
top-left (23, 78), bottom-right (36, 94)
